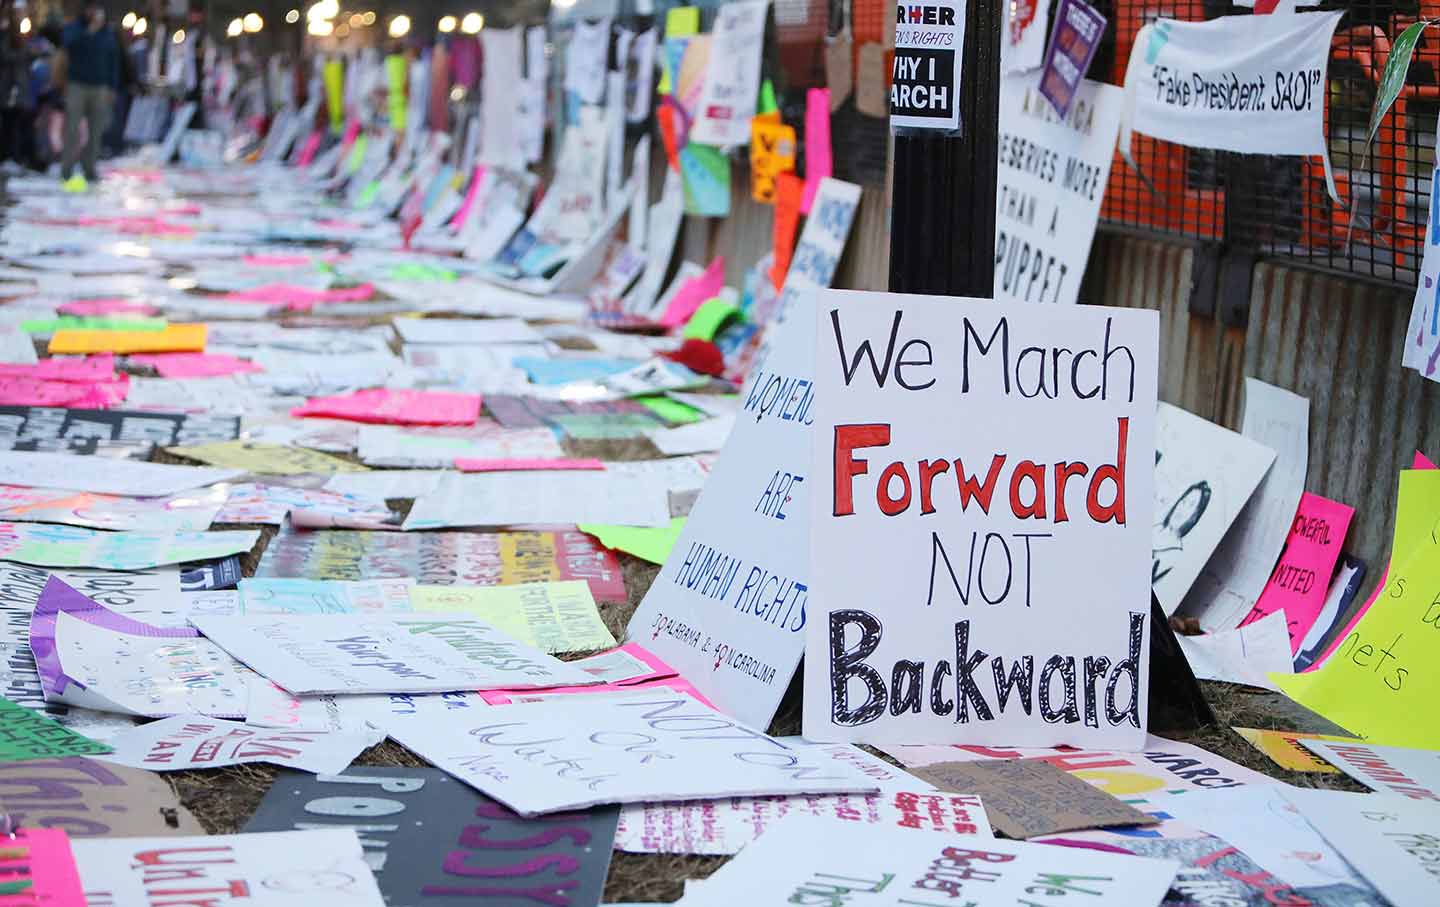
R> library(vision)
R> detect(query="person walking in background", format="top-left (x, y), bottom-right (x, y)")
top-left (0, 11), bottom-right (36, 170)
top-left (59, 1), bottom-right (117, 191)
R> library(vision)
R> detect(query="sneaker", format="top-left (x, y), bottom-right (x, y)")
top-left (61, 174), bottom-right (88, 193)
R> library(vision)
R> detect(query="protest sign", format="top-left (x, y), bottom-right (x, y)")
top-left (1152, 403), bottom-right (1274, 614)
top-left (679, 817), bottom-right (1180, 907)
top-left (0, 826), bottom-right (83, 905)
top-left (191, 614), bottom-right (597, 695)
top-left (49, 323), bottom-right (207, 355)
top-left (1404, 122), bottom-right (1440, 382)
top-left (1273, 471), bottom-right (1440, 748)
top-left (1282, 789), bottom-right (1440, 907)
top-left (1038, 0), bottom-right (1105, 119)
top-left (1121, 12), bottom-right (1345, 200)
top-left (0, 756), bottom-right (203, 837)
top-left (394, 317), bottom-right (543, 345)
top-left (167, 441), bottom-right (369, 475)
top-left (0, 522), bottom-right (258, 570)
top-left (0, 484), bottom-right (227, 532)
top-left (891, 0), bottom-right (964, 131)
top-left (73, 830), bottom-right (386, 907)
top-left (386, 692), bottom-right (881, 816)
top-left (616, 789), bottom-right (988, 855)
top-left (1301, 740), bottom-right (1440, 801)
top-left (98, 715), bottom-right (377, 773)
top-left (1174, 610), bottom-right (1292, 690)
top-left (404, 470), bottom-right (671, 529)
top-left (1230, 726), bottom-right (1351, 773)
top-left (0, 452), bottom-right (242, 497)
top-left (690, 1), bottom-right (768, 147)
top-left (1242, 492), bottom-right (1353, 650)
top-left (293, 389), bottom-right (483, 426)
top-left (1294, 554), bottom-right (1368, 672)
top-left (30, 576), bottom-right (249, 718)
top-left (805, 290), bottom-right (1158, 748)
top-left (254, 527), bottom-right (627, 601)
top-left (410, 581), bottom-right (615, 653)
top-left (914, 759), bottom-right (1155, 838)
top-left (237, 578), bottom-right (414, 615)
top-left (1182, 379), bottom-right (1308, 631)
top-left (0, 696), bottom-right (112, 763)
top-left (627, 291), bottom-right (818, 728)
top-left (995, 75), bottom-right (1123, 305)
top-left (245, 767), bottom-right (618, 904)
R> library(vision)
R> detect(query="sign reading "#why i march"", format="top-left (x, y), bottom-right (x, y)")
top-left (805, 291), bottom-right (1159, 749)
top-left (891, 1), bottom-right (965, 131)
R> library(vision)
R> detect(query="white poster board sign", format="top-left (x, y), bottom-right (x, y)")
top-left (1121, 11), bottom-right (1344, 199)
top-left (804, 290), bottom-right (1159, 748)
top-left (627, 291), bottom-right (818, 728)
top-left (386, 692), bottom-right (880, 816)
top-left (690, 1), bottom-right (769, 147)
top-left (995, 76), bottom-right (1123, 305)
top-left (1282, 788), bottom-right (1440, 907)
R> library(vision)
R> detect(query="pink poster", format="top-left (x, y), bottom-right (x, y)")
top-left (1241, 492), bottom-right (1354, 652)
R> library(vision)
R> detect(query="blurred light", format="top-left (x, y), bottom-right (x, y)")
top-left (243, 12), bottom-right (262, 32)
top-left (460, 12), bottom-right (482, 32)
top-left (335, 23), bottom-right (350, 37)
top-left (172, 28), bottom-right (186, 44)
top-left (121, 11), bottom-right (136, 28)
top-left (226, 17), bottom-right (243, 36)
top-left (348, 12), bottom-right (362, 27)
top-left (285, 8), bottom-right (300, 23)
top-left (133, 16), bottom-right (147, 34)
top-left (388, 14), bottom-right (409, 37)
top-left (449, 86), bottom-right (464, 101)
top-left (18, 17), bottom-right (29, 34)
top-left (307, 18), bottom-right (333, 35)
top-left (308, 0), bottom-right (338, 21)
top-left (552, 0), bottom-right (576, 7)
top-left (361, 11), bottom-right (375, 25)
top-left (437, 15), bottom-right (456, 32)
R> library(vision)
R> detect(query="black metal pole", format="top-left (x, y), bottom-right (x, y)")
top-left (888, 0), bottom-right (1001, 298)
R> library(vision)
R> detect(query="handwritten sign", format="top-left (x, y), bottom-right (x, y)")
top-left (1282, 788), bottom-right (1440, 907)
top-left (995, 75), bottom-right (1122, 305)
top-left (1243, 492), bottom-right (1354, 650)
top-left (97, 715), bottom-right (377, 773)
top-left (245, 767), bottom-right (619, 905)
top-left (167, 441), bottom-right (369, 475)
top-left (386, 693), bottom-right (881, 816)
top-left (0, 522), bottom-right (258, 570)
top-left (1301, 740), bottom-right (1440, 801)
top-left (411, 581), bottom-right (616, 654)
top-left (891, 0), bottom-right (965, 131)
top-left (0, 696), bottom-right (112, 763)
top-left (0, 756), bottom-right (203, 837)
top-left (1231, 726), bottom-right (1351, 773)
top-left (805, 291), bottom-right (1158, 748)
top-left (690, 1), bottom-right (768, 147)
top-left (0, 405), bottom-right (238, 452)
top-left (192, 614), bottom-right (598, 695)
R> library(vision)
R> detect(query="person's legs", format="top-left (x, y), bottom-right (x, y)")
top-left (60, 83), bottom-right (85, 179)
top-left (82, 86), bottom-right (110, 181)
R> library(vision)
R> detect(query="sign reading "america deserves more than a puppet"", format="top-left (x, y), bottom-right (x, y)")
top-left (805, 291), bottom-right (1159, 749)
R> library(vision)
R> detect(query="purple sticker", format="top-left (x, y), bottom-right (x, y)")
top-left (1039, 0), bottom-right (1107, 119)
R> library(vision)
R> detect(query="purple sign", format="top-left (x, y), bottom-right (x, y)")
top-left (1039, 0), bottom-right (1107, 119)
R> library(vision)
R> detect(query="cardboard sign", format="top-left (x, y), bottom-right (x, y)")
top-left (73, 830), bottom-right (386, 907)
top-left (167, 441), bottom-right (369, 475)
top-left (1038, 0), bottom-right (1105, 119)
top-left (1301, 740), bottom-right (1440, 801)
top-left (679, 817), bottom-right (1180, 907)
top-left (97, 715), bottom-right (377, 774)
top-left (1281, 788), bottom-right (1440, 907)
top-left (0, 696), bottom-right (112, 763)
top-left (1243, 492), bottom-right (1354, 650)
top-left (244, 767), bottom-right (618, 904)
top-left (690, 1), bottom-right (769, 147)
top-left (410, 581), bottom-right (616, 654)
top-left (914, 759), bottom-right (1156, 838)
top-left (994, 76), bottom-right (1123, 305)
top-left (1151, 403), bottom-right (1274, 615)
top-left (253, 527), bottom-right (627, 602)
top-left (805, 291), bottom-right (1158, 748)
top-left (386, 693), bottom-right (881, 816)
top-left (1122, 12), bottom-right (1345, 200)
top-left (0, 756), bottom-right (204, 837)
top-left (1230, 726), bottom-right (1350, 773)
top-left (0, 523), bottom-right (258, 570)
top-left (191, 614), bottom-right (597, 695)
top-left (891, 0), bottom-right (965, 131)
top-left (628, 291), bottom-right (819, 728)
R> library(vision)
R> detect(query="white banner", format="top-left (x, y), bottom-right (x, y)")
top-left (690, 1), bottom-right (770, 147)
top-left (995, 76), bottom-right (1123, 304)
top-left (1121, 11), bottom-right (1344, 200)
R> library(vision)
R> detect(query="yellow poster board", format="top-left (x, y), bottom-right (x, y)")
top-left (49, 323), bottom-right (206, 355)
top-left (166, 441), bottom-right (369, 475)
top-left (1231, 727), bottom-right (1353, 773)
top-left (410, 580), bottom-right (615, 654)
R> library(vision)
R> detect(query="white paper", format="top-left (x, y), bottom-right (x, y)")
top-left (0, 522), bottom-right (259, 570)
top-left (324, 470), bottom-right (450, 501)
top-left (393, 316), bottom-right (544, 345)
top-left (1301, 739), bottom-right (1440, 801)
top-left (1151, 403), bottom-right (1276, 615)
top-left (74, 829), bottom-right (387, 907)
top-left (98, 714), bottom-right (379, 773)
top-left (1281, 788), bottom-right (1440, 907)
top-left (191, 613), bottom-right (597, 695)
top-left (649, 414), bottom-right (737, 455)
top-left (995, 77), bottom-right (1123, 305)
top-left (1181, 379), bottom-right (1309, 629)
top-left (676, 816), bottom-right (1180, 907)
top-left (1174, 608), bottom-right (1294, 691)
top-left (480, 27), bottom-right (525, 170)
top-left (356, 424), bottom-right (563, 469)
top-left (0, 451), bottom-right (243, 497)
top-left (0, 328), bottom-right (37, 364)
top-left (404, 470), bottom-right (672, 529)
top-left (386, 692), bottom-right (883, 816)
top-left (805, 290), bottom-right (1158, 749)
top-left (689, 1), bottom-right (769, 147)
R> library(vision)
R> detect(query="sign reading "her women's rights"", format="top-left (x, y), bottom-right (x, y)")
top-left (891, 2), bottom-right (965, 131)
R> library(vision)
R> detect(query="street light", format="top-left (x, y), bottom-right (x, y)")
top-left (172, 28), bottom-right (186, 44)
top-left (18, 17), bottom-right (29, 34)
top-left (308, 0), bottom-right (339, 22)
top-left (437, 15), bottom-right (456, 32)
top-left (285, 9), bottom-right (300, 23)
top-left (121, 12), bottom-right (136, 28)
top-left (461, 12), bottom-right (483, 33)
top-left (227, 17), bottom-right (243, 36)
top-left (388, 14), bottom-right (410, 37)
top-left (307, 18), bottom-right (333, 35)
top-left (243, 12), bottom-right (263, 32)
